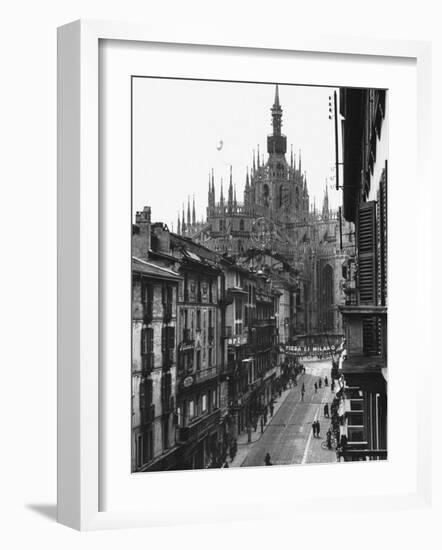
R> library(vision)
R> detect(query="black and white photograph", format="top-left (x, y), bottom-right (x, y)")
top-left (131, 78), bottom-right (388, 473)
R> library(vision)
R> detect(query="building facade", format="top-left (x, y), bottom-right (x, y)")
top-left (334, 87), bottom-right (388, 461)
top-left (132, 207), bottom-right (182, 471)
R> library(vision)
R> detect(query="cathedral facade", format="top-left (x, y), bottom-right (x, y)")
top-left (178, 86), bottom-right (354, 345)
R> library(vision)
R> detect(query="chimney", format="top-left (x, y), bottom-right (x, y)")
top-left (133, 206), bottom-right (151, 259)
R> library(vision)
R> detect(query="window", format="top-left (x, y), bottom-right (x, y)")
top-left (136, 434), bottom-right (143, 468)
top-left (141, 282), bottom-right (153, 322)
top-left (357, 201), bottom-right (376, 304)
top-left (188, 400), bottom-right (195, 419)
top-left (139, 377), bottom-right (153, 410)
top-left (141, 327), bottom-right (154, 371)
top-left (162, 417), bottom-right (169, 450)
top-left (145, 429), bottom-right (153, 462)
top-left (239, 219), bottom-right (244, 231)
top-left (212, 389), bottom-right (217, 408)
top-left (161, 326), bottom-right (175, 367)
top-left (201, 394), bottom-right (208, 413)
top-left (235, 298), bottom-right (242, 320)
top-left (196, 309), bottom-right (201, 331)
top-left (196, 349), bottom-right (201, 371)
top-left (208, 347), bottom-right (212, 367)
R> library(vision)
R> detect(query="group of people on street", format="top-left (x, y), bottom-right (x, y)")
top-left (312, 419), bottom-right (321, 437)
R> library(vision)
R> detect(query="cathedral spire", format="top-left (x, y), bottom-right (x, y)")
top-left (252, 150), bottom-right (256, 173)
top-left (291, 144), bottom-right (293, 168)
top-left (211, 169), bottom-right (215, 200)
top-left (177, 211), bottom-right (181, 235)
top-left (257, 144), bottom-right (260, 167)
top-left (192, 195), bottom-right (196, 225)
top-left (322, 183), bottom-right (329, 219)
top-left (228, 166), bottom-right (233, 208)
top-left (298, 149), bottom-right (302, 173)
top-left (268, 85), bottom-right (286, 154)
top-left (220, 178), bottom-right (224, 205)
top-left (187, 197), bottom-right (191, 227)
top-left (182, 203), bottom-right (186, 234)
top-left (272, 84), bottom-right (282, 136)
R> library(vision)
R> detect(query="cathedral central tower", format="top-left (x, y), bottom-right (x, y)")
top-left (267, 84), bottom-right (287, 155)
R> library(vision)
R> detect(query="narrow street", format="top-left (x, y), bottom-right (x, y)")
top-left (241, 359), bottom-right (337, 467)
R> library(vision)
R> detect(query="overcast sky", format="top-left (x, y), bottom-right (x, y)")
top-left (132, 78), bottom-right (340, 229)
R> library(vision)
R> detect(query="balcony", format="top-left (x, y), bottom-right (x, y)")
top-left (177, 409), bottom-right (221, 443)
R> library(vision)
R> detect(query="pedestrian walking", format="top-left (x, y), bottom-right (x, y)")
top-left (264, 452), bottom-right (272, 466)
top-left (318, 378), bottom-right (322, 389)
top-left (301, 388), bottom-right (305, 401)
top-left (316, 420), bottom-right (321, 438)
top-left (331, 380), bottom-right (335, 392)
top-left (302, 382), bottom-right (305, 392)
top-left (270, 402), bottom-right (274, 417)
top-left (312, 421), bottom-right (317, 438)
top-left (324, 376), bottom-right (328, 387)
top-left (260, 416), bottom-right (264, 433)
top-left (314, 382), bottom-right (318, 393)
top-left (324, 403), bottom-right (329, 418)
top-left (326, 429), bottom-right (332, 449)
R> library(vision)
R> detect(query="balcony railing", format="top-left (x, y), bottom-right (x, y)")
top-left (177, 409), bottom-right (221, 443)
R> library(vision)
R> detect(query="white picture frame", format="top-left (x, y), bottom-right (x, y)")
top-left (57, 19), bottom-right (432, 531)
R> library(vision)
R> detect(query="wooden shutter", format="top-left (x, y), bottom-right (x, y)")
top-left (168, 326), bottom-right (175, 350)
top-left (161, 327), bottom-right (166, 354)
top-left (148, 328), bottom-right (154, 353)
top-left (141, 327), bottom-right (147, 355)
top-left (357, 201), bottom-right (376, 305)
top-left (139, 379), bottom-right (146, 409)
top-left (147, 378), bottom-right (153, 406)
